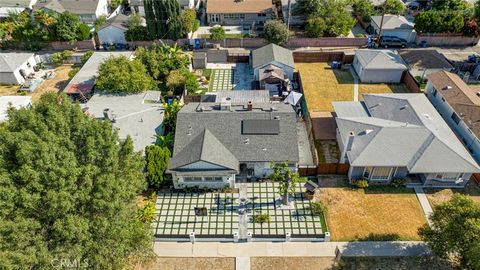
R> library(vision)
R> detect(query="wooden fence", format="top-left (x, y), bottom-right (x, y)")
top-left (471, 173), bottom-right (480, 185)
top-left (298, 163), bottom-right (350, 176)
top-left (401, 71), bottom-right (422, 93)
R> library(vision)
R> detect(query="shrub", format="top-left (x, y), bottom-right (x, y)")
top-left (209, 26), bottom-right (225, 41)
top-left (137, 202), bottom-right (156, 223)
top-left (252, 213), bottom-right (271, 224)
top-left (77, 23), bottom-right (91, 40)
top-left (391, 178), bottom-right (406, 188)
top-left (51, 52), bottom-right (65, 66)
top-left (68, 67), bottom-right (80, 79)
top-left (263, 20), bottom-right (291, 46)
top-left (310, 201), bottom-right (327, 216)
top-left (355, 179), bottom-right (369, 188)
top-left (81, 50), bottom-right (94, 64)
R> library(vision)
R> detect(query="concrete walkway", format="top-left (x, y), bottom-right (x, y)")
top-left (153, 241), bottom-right (430, 257)
top-left (349, 67), bottom-right (359, 101)
top-left (236, 257), bottom-right (250, 270)
top-left (414, 187), bottom-right (433, 226)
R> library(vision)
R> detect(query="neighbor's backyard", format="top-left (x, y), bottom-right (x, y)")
top-left (297, 63), bottom-right (410, 112)
top-left (315, 184), bottom-right (427, 241)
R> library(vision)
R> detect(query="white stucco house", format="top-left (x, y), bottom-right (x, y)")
top-left (0, 96), bottom-right (32, 122)
top-left (370, 15), bottom-right (416, 43)
top-left (0, 53), bottom-right (37, 85)
top-left (334, 93), bottom-right (480, 188)
top-left (97, 13), bottom-right (129, 45)
top-left (353, 49), bottom-right (407, 83)
top-left (34, 0), bottom-right (109, 24)
top-left (426, 71), bottom-right (480, 165)
top-left (167, 101), bottom-right (299, 189)
top-left (0, 0), bottom-right (37, 17)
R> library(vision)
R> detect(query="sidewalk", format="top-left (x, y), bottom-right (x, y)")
top-left (414, 187), bottom-right (433, 226)
top-left (153, 241), bottom-right (430, 257)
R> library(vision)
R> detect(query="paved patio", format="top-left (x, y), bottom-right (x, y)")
top-left (153, 182), bottom-right (327, 239)
top-left (206, 63), bottom-right (253, 91)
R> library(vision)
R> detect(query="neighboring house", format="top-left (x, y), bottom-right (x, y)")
top-left (353, 49), bottom-right (407, 83)
top-left (0, 96), bottom-right (32, 122)
top-left (64, 51), bottom-right (133, 101)
top-left (0, 53), bottom-right (37, 85)
top-left (206, 0), bottom-right (272, 29)
top-left (334, 94), bottom-right (479, 188)
top-left (426, 71), bottom-right (480, 165)
top-left (252, 44), bottom-right (294, 95)
top-left (370, 15), bottom-right (416, 43)
top-left (167, 102), bottom-right (299, 189)
top-left (0, 0), bottom-right (37, 17)
top-left (399, 49), bottom-right (454, 80)
top-left (281, 0), bottom-right (304, 26)
top-left (33, 0), bottom-right (109, 24)
top-left (97, 13), bottom-right (129, 45)
top-left (81, 91), bottom-right (164, 152)
top-left (129, 0), bottom-right (194, 17)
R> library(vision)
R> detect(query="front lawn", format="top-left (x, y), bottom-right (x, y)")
top-left (297, 63), bottom-right (354, 112)
top-left (315, 185), bottom-right (427, 241)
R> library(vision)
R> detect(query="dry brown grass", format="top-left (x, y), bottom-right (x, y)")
top-left (316, 187), bottom-right (427, 241)
top-left (251, 257), bottom-right (335, 270)
top-left (358, 83), bottom-right (410, 99)
top-left (297, 63), bottom-right (354, 112)
top-left (0, 84), bottom-right (20, 96)
top-left (426, 183), bottom-right (480, 207)
top-left (138, 257), bottom-right (235, 270)
top-left (31, 65), bottom-right (72, 103)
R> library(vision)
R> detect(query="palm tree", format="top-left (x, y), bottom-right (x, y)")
top-left (156, 132), bottom-right (174, 151)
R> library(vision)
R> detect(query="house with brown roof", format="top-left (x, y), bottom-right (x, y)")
top-left (426, 71), bottom-right (480, 164)
top-left (206, 0), bottom-right (273, 29)
top-left (399, 49), bottom-right (454, 80)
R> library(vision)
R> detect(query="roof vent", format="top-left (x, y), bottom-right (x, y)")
top-left (423, 114), bottom-right (430, 119)
top-left (476, 92), bottom-right (480, 97)
top-left (443, 85), bottom-right (452, 90)
top-left (274, 116), bottom-right (280, 120)
top-left (244, 138), bottom-right (250, 144)
top-left (365, 129), bottom-right (373, 134)
top-left (271, 106), bottom-right (278, 111)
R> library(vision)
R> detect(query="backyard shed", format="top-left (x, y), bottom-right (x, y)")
top-left (97, 13), bottom-right (129, 45)
top-left (0, 53), bottom-right (37, 85)
top-left (353, 49), bottom-right (407, 83)
top-left (252, 44), bottom-right (294, 82)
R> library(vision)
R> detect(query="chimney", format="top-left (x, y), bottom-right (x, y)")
top-left (247, 101), bottom-right (252, 111)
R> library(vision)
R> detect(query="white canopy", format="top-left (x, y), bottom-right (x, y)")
top-left (284, 91), bottom-right (303, 106)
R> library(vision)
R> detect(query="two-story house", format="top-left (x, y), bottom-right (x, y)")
top-left (334, 93), bottom-right (480, 188)
top-left (206, 0), bottom-right (272, 30)
top-left (167, 101), bottom-right (299, 189)
top-left (426, 71), bottom-right (480, 165)
top-left (34, 0), bottom-right (109, 24)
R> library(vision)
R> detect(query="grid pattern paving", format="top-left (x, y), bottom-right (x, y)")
top-left (210, 69), bottom-right (234, 91)
top-left (246, 182), bottom-right (324, 236)
top-left (153, 182), bottom-right (326, 238)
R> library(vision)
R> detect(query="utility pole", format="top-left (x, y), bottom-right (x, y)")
top-left (376, 2), bottom-right (387, 46)
top-left (287, 0), bottom-right (292, 30)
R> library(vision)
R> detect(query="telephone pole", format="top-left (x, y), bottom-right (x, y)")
top-left (376, 2), bottom-right (387, 45)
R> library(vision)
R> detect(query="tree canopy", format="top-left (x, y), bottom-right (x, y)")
top-left (419, 194), bottom-right (480, 269)
top-left (181, 9), bottom-right (200, 34)
top-left (95, 56), bottom-right (156, 93)
top-left (145, 145), bottom-right (170, 188)
top-left (269, 162), bottom-right (300, 205)
top-left (297, 0), bottom-right (355, 37)
top-left (0, 93), bottom-right (152, 269)
top-left (144, 0), bottom-right (183, 40)
top-left (430, 0), bottom-right (470, 11)
top-left (381, 0), bottom-right (405, 15)
top-left (414, 11), bottom-right (465, 34)
top-left (263, 20), bottom-right (291, 46)
top-left (352, 0), bottom-right (375, 22)
top-left (209, 26), bottom-right (226, 41)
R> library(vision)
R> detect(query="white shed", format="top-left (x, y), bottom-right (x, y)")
top-left (252, 44), bottom-right (295, 81)
top-left (0, 53), bottom-right (37, 85)
top-left (353, 49), bottom-right (407, 83)
top-left (97, 14), bottom-right (129, 45)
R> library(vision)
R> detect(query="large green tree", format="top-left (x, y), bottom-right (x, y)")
top-left (414, 11), bottom-right (464, 34)
top-left (53, 11), bottom-right (88, 42)
top-left (263, 20), bottom-right (291, 46)
top-left (135, 43), bottom-right (190, 81)
top-left (269, 162), bottom-right (300, 206)
top-left (297, 0), bottom-right (355, 37)
top-left (95, 56), bottom-right (156, 93)
top-left (419, 194), bottom-right (480, 269)
top-left (431, 0), bottom-right (470, 11)
top-left (353, 0), bottom-right (375, 22)
top-left (144, 0), bottom-right (183, 39)
top-left (181, 9), bottom-right (200, 34)
top-left (381, 0), bottom-right (405, 15)
top-left (0, 93), bottom-right (152, 269)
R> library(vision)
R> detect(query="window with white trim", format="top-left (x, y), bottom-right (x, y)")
top-left (434, 173), bottom-right (460, 182)
top-left (184, 177), bottom-right (195, 182)
top-left (363, 167), bottom-right (373, 178)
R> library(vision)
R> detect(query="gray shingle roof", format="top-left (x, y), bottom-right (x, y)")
top-left (169, 102), bottom-right (299, 170)
top-left (371, 15), bottom-right (414, 30)
top-left (98, 14), bottom-right (129, 31)
top-left (355, 49), bottom-right (407, 70)
top-left (0, 53), bottom-right (34, 72)
top-left (168, 129), bottom-right (239, 172)
top-left (334, 94), bottom-right (480, 173)
top-left (215, 90), bottom-right (270, 103)
top-left (252, 44), bottom-right (294, 69)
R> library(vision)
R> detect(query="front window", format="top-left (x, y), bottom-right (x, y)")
top-left (434, 173), bottom-right (460, 182)
top-left (370, 167), bottom-right (392, 181)
top-left (363, 167), bottom-right (372, 178)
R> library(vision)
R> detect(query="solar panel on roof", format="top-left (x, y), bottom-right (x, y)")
top-left (242, 120), bottom-right (280, 135)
